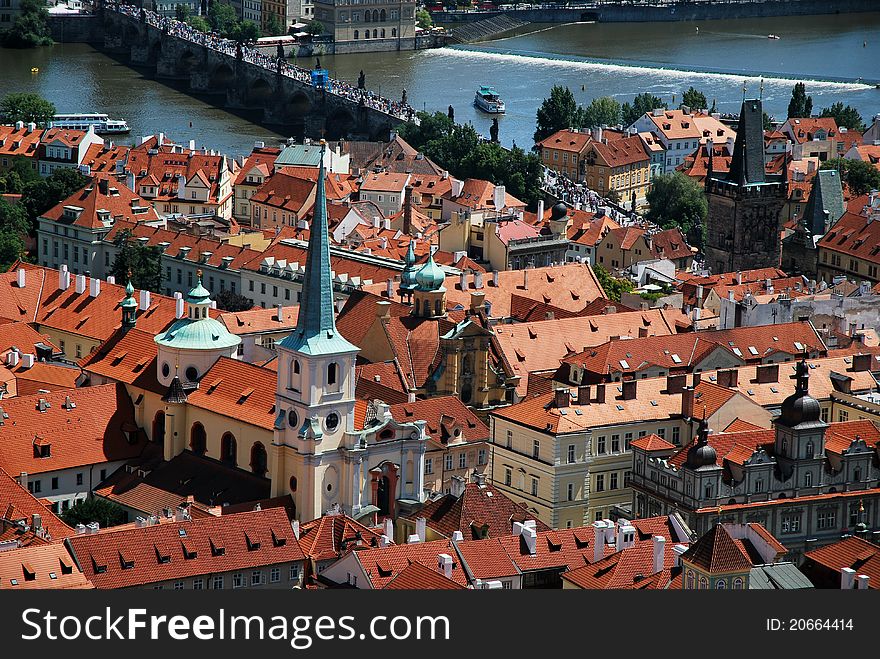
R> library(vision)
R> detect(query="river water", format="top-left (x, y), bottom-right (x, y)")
top-left (1, 12), bottom-right (878, 156)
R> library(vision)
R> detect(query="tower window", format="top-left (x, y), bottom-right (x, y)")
top-left (326, 413), bottom-right (340, 432)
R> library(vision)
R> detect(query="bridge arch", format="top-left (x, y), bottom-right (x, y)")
top-left (288, 91), bottom-right (312, 118)
top-left (325, 107), bottom-right (356, 140)
top-left (124, 23), bottom-right (140, 43)
top-left (208, 63), bottom-right (236, 90)
top-left (177, 48), bottom-right (201, 76)
top-left (247, 77), bottom-right (275, 107)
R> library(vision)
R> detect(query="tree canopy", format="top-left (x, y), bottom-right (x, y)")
top-left (186, 16), bottom-right (211, 32)
top-left (61, 498), bottom-right (127, 529)
top-left (0, 92), bottom-right (56, 126)
top-left (215, 289), bottom-right (255, 312)
top-left (622, 93), bottom-right (666, 127)
top-left (819, 102), bottom-right (865, 132)
top-left (821, 158), bottom-right (880, 197)
top-left (645, 172), bottom-right (708, 249)
top-left (416, 9), bottom-right (433, 29)
top-left (592, 264), bottom-right (633, 302)
top-left (534, 85), bottom-right (584, 143)
top-left (110, 229), bottom-right (164, 293)
top-left (0, 0), bottom-right (52, 48)
top-left (787, 82), bottom-right (813, 120)
top-left (20, 167), bottom-right (89, 231)
top-left (0, 199), bottom-right (28, 271)
top-left (306, 20), bottom-right (324, 36)
top-left (680, 86), bottom-right (707, 111)
top-left (582, 96), bottom-right (621, 129)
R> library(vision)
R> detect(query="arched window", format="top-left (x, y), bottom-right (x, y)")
top-left (354, 29), bottom-right (358, 39)
top-left (327, 362), bottom-right (339, 392)
top-left (190, 422), bottom-right (206, 455)
top-left (434, 299), bottom-right (442, 316)
top-left (152, 411), bottom-right (165, 444)
top-left (854, 467), bottom-right (862, 482)
top-left (250, 442), bottom-right (268, 477)
top-left (380, 28), bottom-right (385, 38)
top-left (804, 471), bottom-right (813, 487)
top-left (289, 476), bottom-right (297, 492)
top-left (364, 30), bottom-right (369, 39)
top-left (686, 570), bottom-right (695, 589)
top-left (733, 577), bottom-right (744, 589)
top-left (372, 29), bottom-right (378, 39)
top-left (715, 579), bottom-right (726, 589)
top-left (392, 28), bottom-right (396, 37)
top-left (805, 440), bottom-right (814, 458)
top-left (704, 482), bottom-right (712, 499)
top-left (372, 9), bottom-right (378, 21)
top-left (699, 576), bottom-right (708, 590)
top-left (364, 11), bottom-right (370, 22)
top-left (221, 432), bottom-right (237, 466)
top-left (289, 359), bottom-right (301, 392)
top-left (380, 8), bottom-right (386, 20)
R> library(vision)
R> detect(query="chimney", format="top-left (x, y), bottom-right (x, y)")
top-left (16, 268), bottom-right (25, 288)
top-left (6, 351), bottom-right (19, 367)
top-left (852, 353), bottom-right (872, 372)
top-left (89, 277), bottom-right (101, 298)
top-left (717, 368), bottom-right (738, 388)
top-left (849, 322), bottom-right (857, 337)
top-left (274, 303), bottom-right (284, 323)
top-left (857, 574), bottom-right (870, 589)
top-left (622, 379), bottom-right (637, 400)
top-left (375, 300), bottom-right (391, 320)
top-left (666, 373), bottom-right (686, 394)
top-left (470, 291), bottom-right (486, 313)
top-left (638, 326), bottom-right (649, 338)
top-left (139, 289), bottom-right (151, 311)
top-left (437, 553), bottom-right (454, 580)
top-left (681, 386), bottom-right (695, 419)
top-left (537, 199), bottom-right (544, 220)
top-left (522, 269), bottom-right (529, 290)
top-left (555, 387), bottom-right (570, 409)
top-left (592, 520), bottom-right (607, 562)
top-left (175, 297), bottom-right (185, 319)
top-left (616, 520), bottom-right (635, 551)
top-left (21, 354), bottom-right (34, 369)
top-left (756, 363), bottom-right (779, 383)
top-left (384, 517), bottom-right (394, 540)
top-left (451, 530), bottom-right (464, 541)
top-left (450, 475), bottom-right (466, 498)
top-left (403, 186), bottom-right (413, 235)
top-left (736, 271), bottom-right (743, 285)
top-left (177, 174), bottom-right (186, 199)
top-left (58, 265), bottom-right (70, 291)
top-left (695, 284), bottom-right (703, 303)
top-left (75, 274), bottom-right (87, 294)
top-left (416, 517), bottom-right (426, 542)
top-left (18, 472), bottom-right (28, 490)
top-left (577, 385), bottom-right (591, 405)
top-left (492, 270), bottom-right (499, 287)
top-left (514, 522), bottom-right (537, 555)
top-left (841, 567), bottom-right (856, 589)
top-left (97, 178), bottom-right (109, 195)
top-left (652, 535), bottom-right (666, 574)
top-left (493, 185), bottom-right (506, 211)
top-left (379, 535), bottom-right (390, 548)
top-left (291, 520), bottom-right (300, 540)
top-left (474, 272), bottom-right (483, 289)
top-left (451, 178), bottom-right (464, 198)
top-left (595, 383), bottom-right (606, 404)
top-left (672, 543), bottom-right (688, 567)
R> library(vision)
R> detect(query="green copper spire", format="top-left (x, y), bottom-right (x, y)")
top-left (280, 142), bottom-right (358, 356)
top-left (121, 275), bottom-right (137, 330)
top-left (399, 239), bottom-right (419, 291)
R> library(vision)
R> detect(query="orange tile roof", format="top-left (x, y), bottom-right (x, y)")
top-left (646, 109), bottom-right (703, 140)
top-left (0, 542), bottom-right (93, 589)
top-left (681, 523), bottom-right (761, 573)
top-left (40, 127), bottom-right (89, 149)
top-left (784, 117), bottom-right (839, 144)
top-left (234, 146), bottom-right (281, 186)
top-left (630, 434), bottom-right (676, 452)
top-left (448, 178), bottom-right (526, 211)
top-left (818, 210), bottom-right (880, 265)
top-left (389, 397), bottom-right (489, 443)
top-left (78, 327), bottom-right (163, 394)
top-left (0, 467), bottom-right (71, 539)
top-left (12, 362), bottom-right (79, 396)
top-left (494, 308), bottom-right (688, 396)
top-left (561, 539), bottom-right (686, 589)
top-left (298, 513), bottom-right (386, 562)
top-left (382, 560), bottom-right (467, 589)
top-left (0, 321), bottom-right (58, 355)
top-left (650, 228), bottom-right (693, 261)
top-left (0, 383), bottom-right (148, 476)
top-left (80, 142), bottom-right (130, 174)
top-left (536, 129), bottom-right (592, 154)
top-left (804, 536), bottom-right (879, 588)
top-left (453, 536), bottom-right (520, 579)
top-left (401, 481), bottom-right (549, 539)
top-left (360, 172), bottom-right (410, 193)
top-left (68, 508), bottom-right (305, 589)
top-left (723, 418), bottom-right (764, 433)
top-left (219, 305), bottom-right (299, 335)
top-left (0, 264), bottom-right (45, 323)
top-left (125, 147), bottom-right (232, 204)
top-left (353, 538), bottom-right (469, 588)
top-left (0, 124), bottom-right (41, 159)
top-left (242, 241), bottom-right (400, 286)
top-left (496, 526), bottom-right (606, 573)
top-left (588, 135), bottom-right (649, 168)
top-left (186, 357), bottom-right (277, 430)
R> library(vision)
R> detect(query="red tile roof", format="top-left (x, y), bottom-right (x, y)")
top-left (389, 397), bottom-right (489, 444)
top-left (818, 210), bottom-right (880, 265)
top-left (536, 129), bottom-right (592, 154)
top-left (651, 227), bottom-right (693, 261)
top-left (187, 357), bottom-right (277, 430)
top-left (68, 508), bottom-right (305, 588)
top-left (0, 124), bottom-right (41, 159)
top-left (630, 434), bottom-right (676, 452)
top-left (0, 383), bottom-right (148, 476)
top-left (804, 536), bottom-right (879, 589)
top-left (298, 513), bottom-right (386, 562)
top-left (0, 542), bottom-right (93, 589)
top-left (561, 539), bottom-right (685, 589)
top-left (0, 467), bottom-right (71, 539)
top-left (125, 146), bottom-right (232, 205)
top-left (588, 135), bottom-right (649, 168)
top-left (382, 560), bottom-right (467, 589)
top-left (352, 539), bottom-right (469, 588)
top-left (680, 523), bottom-right (756, 573)
top-left (219, 305), bottom-right (299, 335)
top-left (78, 327), bottom-right (164, 395)
top-left (447, 178), bottom-right (526, 211)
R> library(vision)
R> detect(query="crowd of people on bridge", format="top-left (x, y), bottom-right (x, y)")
top-left (542, 167), bottom-right (650, 229)
top-left (113, 3), bottom-right (417, 122)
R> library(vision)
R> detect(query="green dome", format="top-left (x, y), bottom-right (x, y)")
top-left (415, 252), bottom-right (446, 292)
top-left (121, 281), bottom-right (137, 309)
top-left (154, 316), bottom-right (241, 351)
top-left (400, 240), bottom-right (419, 290)
top-left (186, 279), bottom-right (212, 305)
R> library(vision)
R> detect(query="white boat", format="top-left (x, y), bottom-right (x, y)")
top-left (474, 86), bottom-right (505, 114)
top-left (50, 113), bottom-right (130, 134)
top-left (767, 34), bottom-right (780, 40)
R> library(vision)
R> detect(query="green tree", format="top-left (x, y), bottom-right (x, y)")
top-left (582, 96), bottom-right (621, 129)
top-left (592, 264), bottom-right (633, 302)
top-left (264, 13), bottom-right (285, 37)
top-left (0, 229), bottom-right (25, 272)
top-left (763, 111), bottom-right (773, 131)
top-left (61, 498), bottom-right (127, 529)
top-left (207, 0), bottom-right (239, 36)
top-left (819, 102), bottom-right (865, 132)
top-left (0, 92), bottom-right (56, 126)
top-left (821, 158), bottom-right (880, 197)
top-left (680, 86), bottom-right (707, 110)
top-left (0, 0), bottom-right (52, 48)
top-left (19, 168), bottom-right (88, 234)
top-left (787, 82), bottom-right (813, 119)
top-left (215, 289), bottom-right (255, 312)
top-left (416, 9), bottom-right (433, 29)
top-left (645, 172), bottom-right (708, 249)
top-left (229, 19), bottom-right (261, 43)
top-left (534, 85), bottom-right (584, 143)
top-left (110, 229), bottom-right (164, 293)
top-left (306, 19), bottom-right (324, 36)
top-left (175, 4), bottom-right (192, 21)
top-left (0, 157), bottom-right (40, 194)
top-left (186, 15), bottom-right (211, 32)
top-left (621, 93), bottom-right (666, 127)
top-left (0, 198), bottom-right (28, 271)
top-left (397, 110), bottom-right (455, 151)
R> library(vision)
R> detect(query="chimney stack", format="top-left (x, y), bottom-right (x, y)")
top-left (437, 553), bottom-right (454, 580)
top-left (75, 274), bottom-right (87, 294)
top-left (666, 373), bottom-right (686, 394)
top-left (450, 475), bottom-right (466, 498)
top-left (89, 277), bottom-right (101, 298)
top-left (681, 386), bottom-right (695, 419)
top-left (175, 297), bottom-right (185, 319)
top-left (470, 291), bottom-right (486, 313)
top-left (756, 363), bottom-right (779, 383)
top-left (852, 353), bottom-right (873, 373)
top-left (672, 543), bottom-right (688, 567)
top-left (58, 265), bottom-right (70, 291)
top-left (537, 199), bottom-right (544, 221)
top-left (652, 535), bottom-right (666, 574)
top-left (16, 268), bottom-right (25, 288)
top-left (386, 277), bottom-right (393, 299)
top-left (514, 522), bottom-right (537, 555)
top-left (595, 383), bottom-right (606, 404)
top-left (841, 567), bottom-right (856, 589)
top-left (555, 387), bottom-right (570, 409)
top-left (384, 517), bottom-right (394, 540)
top-left (717, 368), bottom-right (738, 389)
top-left (857, 574), bottom-right (870, 589)
top-left (403, 186), bottom-right (413, 235)
top-left (139, 289), bottom-right (151, 311)
top-left (415, 517), bottom-right (426, 543)
top-left (493, 185), bottom-right (506, 211)
top-left (375, 300), bottom-right (391, 320)
top-left (622, 379), bottom-right (637, 400)
top-left (592, 520), bottom-right (608, 562)
top-left (522, 269), bottom-right (528, 290)
top-left (276, 303), bottom-right (284, 323)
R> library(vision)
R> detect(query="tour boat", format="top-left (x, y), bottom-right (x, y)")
top-left (474, 86), bottom-right (505, 114)
top-left (49, 113), bottom-right (130, 134)
top-left (767, 34), bottom-right (780, 40)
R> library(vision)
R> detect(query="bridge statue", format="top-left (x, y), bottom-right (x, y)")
top-left (315, 58), bottom-right (321, 69)
top-left (139, 7), bottom-right (146, 23)
top-left (236, 42), bottom-right (243, 60)
top-left (401, 89), bottom-right (407, 105)
top-left (448, 105), bottom-right (454, 122)
top-left (277, 43), bottom-right (284, 59)
top-left (358, 70), bottom-right (365, 90)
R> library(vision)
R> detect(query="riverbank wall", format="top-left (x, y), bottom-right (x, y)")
top-left (48, 14), bottom-right (101, 42)
top-left (431, 0), bottom-right (879, 24)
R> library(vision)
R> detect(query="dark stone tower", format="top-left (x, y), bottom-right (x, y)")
top-left (704, 99), bottom-right (787, 274)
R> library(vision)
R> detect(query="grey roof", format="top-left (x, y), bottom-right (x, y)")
top-left (728, 99), bottom-right (768, 186)
top-left (803, 169), bottom-right (846, 235)
top-left (749, 563), bottom-right (814, 589)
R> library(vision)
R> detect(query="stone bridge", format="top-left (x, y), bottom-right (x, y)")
top-left (97, 8), bottom-right (406, 140)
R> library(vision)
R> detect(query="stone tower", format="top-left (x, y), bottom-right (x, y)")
top-left (704, 99), bottom-right (787, 274)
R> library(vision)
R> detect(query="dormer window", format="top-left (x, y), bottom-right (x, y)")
top-left (33, 437), bottom-right (50, 458)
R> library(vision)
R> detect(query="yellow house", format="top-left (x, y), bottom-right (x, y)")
top-left (594, 226), bottom-right (653, 274)
top-left (536, 129), bottom-right (592, 181)
top-left (582, 135), bottom-right (651, 206)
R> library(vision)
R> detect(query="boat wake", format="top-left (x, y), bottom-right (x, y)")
top-left (438, 46), bottom-right (877, 90)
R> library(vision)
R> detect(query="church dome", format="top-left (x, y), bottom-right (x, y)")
top-left (686, 416), bottom-right (717, 468)
top-left (415, 253), bottom-right (446, 292)
top-left (121, 280), bottom-right (137, 309)
top-left (550, 202), bottom-right (568, 221)
top-left (778, 359), bottom-right (823, 428)
top-left (154, 274), bottom-right (241, 352)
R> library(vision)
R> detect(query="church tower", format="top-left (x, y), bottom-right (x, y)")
top-left (274, 141), bottom-right (360, 520)
top-left (704, 98), bottom-right (787, 274)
